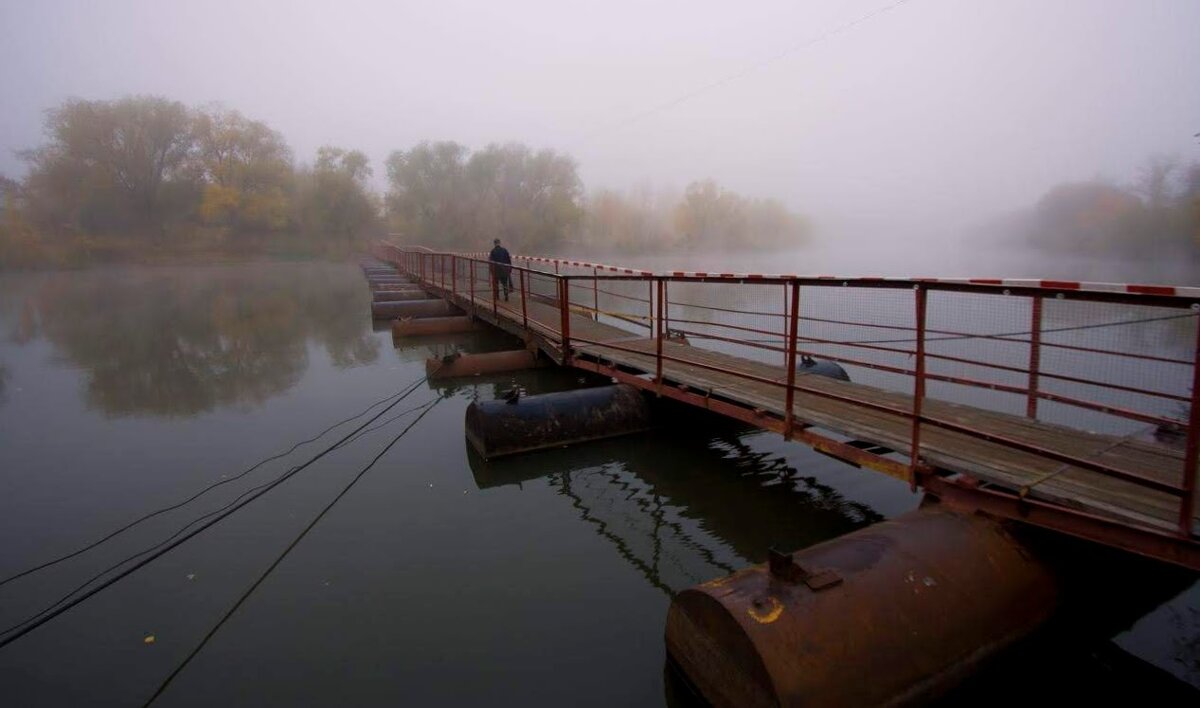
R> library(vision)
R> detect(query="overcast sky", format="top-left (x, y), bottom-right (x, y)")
top-left (2, 0), bottom-right (1198, 233)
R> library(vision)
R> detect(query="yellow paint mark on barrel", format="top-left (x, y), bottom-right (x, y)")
top-left (747, 596), bottom-right (784, 624)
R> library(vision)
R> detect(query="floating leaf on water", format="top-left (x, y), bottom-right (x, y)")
top-left (143, 634), bottom-right (156, 645)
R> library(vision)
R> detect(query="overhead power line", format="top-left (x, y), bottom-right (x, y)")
top-left (579, 0), bottom-right (915, 140)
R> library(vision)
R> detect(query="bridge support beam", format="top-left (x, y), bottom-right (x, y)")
top-left (465, 384), bottom-right (652, 459)
top-left (665, 506), bottom-right (1063, 708)
top-left (368, 277), bottom-right (415, 289)
top-left (372, 299), bottom-right (461, 320)
top-left (373, 289), bottom-right (431, 302)
top-left (426, 350), bottom-right (546, 380)
top-left (392, 316), bottom-right (476, 337)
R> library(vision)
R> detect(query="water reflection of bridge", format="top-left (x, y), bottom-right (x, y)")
top-left (467, 409), bottom-right (881, 597)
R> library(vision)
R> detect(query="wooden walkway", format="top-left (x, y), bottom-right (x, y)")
top-left (433, 278), bottom-right (1198, 538)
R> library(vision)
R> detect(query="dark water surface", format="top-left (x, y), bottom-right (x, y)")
top-left (0, 262), bottom-right (1196, 706)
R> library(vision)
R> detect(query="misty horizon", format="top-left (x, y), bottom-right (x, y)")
top-left (2, 0), bottom-right (1198, 238)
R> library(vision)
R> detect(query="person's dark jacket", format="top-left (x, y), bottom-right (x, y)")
top-left (489, 245), bottom-right (512, 266)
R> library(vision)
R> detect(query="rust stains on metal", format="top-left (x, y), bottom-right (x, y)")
top-left (425, 350), bottom-right (547, 380)
top-left (391, 316), bottom-right (476, 337)
top-left (665, 507), bottom-right (1062, 708)
top-left (465, 384), bottom-right (652, 459)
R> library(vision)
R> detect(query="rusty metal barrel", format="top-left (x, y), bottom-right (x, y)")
top-left (465, 384), bottom-right (652, 459)
top-left (392, 316), bottom-right (476, 337)
top-left (372, 299), bottom-right (460, 320)
top-left (665, 506), bottom-right (1061, 708)
top-left (426, 350), bottom-right (546, 379)
top-left (373, 289), bottom-right (431, 302)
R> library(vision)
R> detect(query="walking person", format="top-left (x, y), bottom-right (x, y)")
top-left (489, 238), bottom-right (513, 301)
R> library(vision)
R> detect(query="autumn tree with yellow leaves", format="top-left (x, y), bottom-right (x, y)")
top-left (192, 107), bottom-right (293, 233)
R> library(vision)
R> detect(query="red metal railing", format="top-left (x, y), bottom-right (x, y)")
top-left (373, 242), bottom-right (1200, 559)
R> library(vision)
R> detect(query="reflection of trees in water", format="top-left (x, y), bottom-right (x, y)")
top-left (0, 279), bottom-right (40, 344)
top-left (16, 263), bottom-right (378, 417)
top-left (290, 265), bottom-right (382, 368)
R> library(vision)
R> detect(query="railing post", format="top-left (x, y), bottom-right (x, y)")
top-left (648, 280), bottom-right (654, 332)
top-left (593, 267), bottom-right (600, 321)
top-left (784, 281), bottom-right (800, 440)
top-left (663, 280), bottom-right (670, 335)
top-left (451, 256), bottom-right (457, 299)
top-left (491, 258), bottom-right (499, 307)
top-left (469, 258), bottom-right (476, 312)
top-left (1026, 295), bottom-right (1043, 418)
top-left (559, 277), bottom-right (571, 363)
top-left (655, 278), bottom-right (664, 392)
top-left (1179, 318), bottom-right (1200, 535)
top-left (909, 285), bottom-right (928, 492)
top-left (520, 268), bottom-right (528, 329)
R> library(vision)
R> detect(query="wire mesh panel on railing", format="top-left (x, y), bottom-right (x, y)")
top-left (1036, 296), bottom-right (1196, 436)
top-left (470, 259), bottom-right (490, 309)
top-left (795, 282), bottom-right (918, 396)
top-left (914, 288), bottom-right (1198, 438)
top-left (526, 264), bottom-right (560, 304)
top-left (923, 289), bottom-right (1033, 418)
top-left (665, 279), bottom-right (790, 369)
top-left (520, 268), bottom-right (564, 336)
top-left (568, 274), bottom-right (654, 338)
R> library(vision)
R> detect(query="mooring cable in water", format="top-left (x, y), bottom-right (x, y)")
top-left (142, 396), bottom-right (445, 707)
top-left (0, 377), bottom-right (432, 648)
top-left (0, 397), bottom-right (439, 642)
top-left (0, 383), bottom-right (424, 591)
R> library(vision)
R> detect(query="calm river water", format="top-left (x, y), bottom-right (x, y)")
top-left (0, 260), bottom-right (1196, 706)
